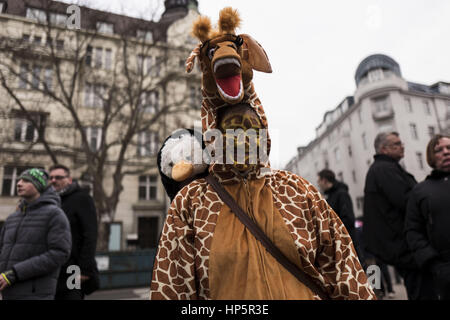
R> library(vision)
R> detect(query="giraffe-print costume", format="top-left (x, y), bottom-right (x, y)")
top-left (150, 7), bottom-right (375, 300)
top-left (150, 84), bottom-right (376, 300)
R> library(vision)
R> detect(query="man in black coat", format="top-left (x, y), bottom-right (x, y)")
top-left (363, 131), bottom-right (423, 299)
top-left (405, 134), bottom-right (450, 300)
top-left (49, 165), bottom-right (99, 300)
top-left (317, 169), bottom-right (356, 239)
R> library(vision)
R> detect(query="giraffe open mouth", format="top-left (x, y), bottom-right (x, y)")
top-left (213, 58), bottom-right (243, 101)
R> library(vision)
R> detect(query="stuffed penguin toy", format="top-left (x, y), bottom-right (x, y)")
top-left (157, 128), bottom-right (209, 201)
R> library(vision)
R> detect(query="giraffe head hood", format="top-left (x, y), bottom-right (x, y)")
top-left (186, 8), bottom-right (273, 182)
top-left (186, 7), bottom-right (272, 105)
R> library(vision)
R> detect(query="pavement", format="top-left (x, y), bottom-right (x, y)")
top-left (86, 287), bottom-right (150, 300)
top-left (87, 275), bottom-right (409, 300)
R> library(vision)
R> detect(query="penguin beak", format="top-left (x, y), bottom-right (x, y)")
top-left (172, 160), bottom-right (194, 182)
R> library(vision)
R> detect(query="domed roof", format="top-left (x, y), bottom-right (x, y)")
top-left (355, 54), bottom-right (401, 85)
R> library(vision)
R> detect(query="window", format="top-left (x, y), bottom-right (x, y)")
top-left (20, 64), bottom-right (52, 90)
top-left (416, 152), bottom-right (424, 170)
top-left (138, 175), bottom-right (158, 200)
top-left (44, 67), bottom-right (53, 90)
top-left (372, 96), bottom-right (390, 113)
top-left (93, 85), bottom-right (106, 108)
top-left (410, 123), bottom-right (418, 140)
top-left (56, 39), bottom-right (64, 50)
top-left (96, 22), bottom-right (114, 34)
top-left (14, 118), bottom-right (35, 142)
top-left (356, 197), bottom-right (364, 210)
top-left (137, 131), bottom-right (159, 157)
top-left (26, 8), bottom-right (47, 23)
top-left (50, 12), bottom-right (66, 26)
top-left (405, 98), bottom-right (413, 113)
top-left (137, 55), bottom-right (153, 75)
top-left (33, 36), bottom-right (42, 45)
top-left (140, 91), bottom-right (159, 113)
top-left (86, 45), bottom-right (93, 66)
top-left (352, 170), bottom-right (357, 183)
top-left (145, 56), bottom-right (153, 75)
top-left (348, 145), bottom-right (353, 157)
top-left (334, 147), bottom-right (341, 162)
top-left (84, 83), bottom-right (94, 106)
top-left (95, 47), bottom-right (103, 68)
top-left (368, 68), bottom-right (384, 82)
top-left (423, 100), bottom-right (431, 115)
top-left (2, 166), bottom-right (37, 196)
top-left (428, 126), bottom-right (435, 139)
top-left (155, 56), bottom-right (162, 76)
top-left (31, 65), bottom-right (41, 89)
top-left (85, 127), bottom-right (102, 151)
top-left (0, 3), bottom-right (5, 13)
top-left (19, 63), bottom-right (29, 89)
top-left (104, 49), bottom-right (112, 70)
top-left (85, 83), bottom-right (106, 108)
top-left (22, 34), bottom-right (30, 42)
top-left (137, 55), bottom-right (144, 72)
top-left (337, 172), bottom-right (343, 182)
top-left (362, 133), bottom-right (367, 150)
top-left (137, 30), bottom-right (153, 42)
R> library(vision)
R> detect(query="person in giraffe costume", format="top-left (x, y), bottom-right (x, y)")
top-left (150, 7), bottom-right (376, 300)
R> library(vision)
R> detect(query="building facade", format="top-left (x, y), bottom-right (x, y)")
top-left (0, 0), bottom-right (202, 250)
top-left (285, 54), bottom-right (450, 217)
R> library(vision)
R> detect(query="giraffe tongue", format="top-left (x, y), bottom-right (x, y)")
top-left (216, 75), bottom-right (241, 98)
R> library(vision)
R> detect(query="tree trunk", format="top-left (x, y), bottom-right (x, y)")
top-left (97, 221), bottom-right (111, 252)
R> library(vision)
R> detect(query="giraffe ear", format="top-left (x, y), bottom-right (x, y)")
top-left (240, 34), bottom-right (272, 73)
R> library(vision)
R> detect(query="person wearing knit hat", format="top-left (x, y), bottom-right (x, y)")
top-left (18, 168), bottom-right (49, 194)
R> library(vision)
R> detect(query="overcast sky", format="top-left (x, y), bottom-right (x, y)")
top-left (62, 0), bottom-right (450, 169)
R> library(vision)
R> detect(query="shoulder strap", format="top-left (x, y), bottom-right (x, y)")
top-left (205, 174), bottom-right (329, 300)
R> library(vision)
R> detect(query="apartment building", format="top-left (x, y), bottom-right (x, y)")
top-left (0, 0), bottom-right (202, 250)
top-left (285, 54), bottom-right (450, 217)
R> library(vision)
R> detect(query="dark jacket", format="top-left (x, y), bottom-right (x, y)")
top-left (363, 154), bottom-right (417, 269)
top-left (324, 181), bottom-right (356, 238)
top-left (56, 182), bottom-right (99, 295)
top-left (0, 188), bottom-right (71, 300)
top-left (405, 170), bottom-right (450, 268)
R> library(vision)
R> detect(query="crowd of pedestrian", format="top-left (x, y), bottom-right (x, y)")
top-left (0, 165), bottom-right (99, 300)
top-left (320, 132), bottom-right (450, 300)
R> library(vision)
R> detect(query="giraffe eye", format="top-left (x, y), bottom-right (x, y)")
top-left (169, 161), bottom-right (174, 167)
top-left (208, 47), bottom-right (216, 60)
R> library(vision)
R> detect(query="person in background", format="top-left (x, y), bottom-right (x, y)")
top-left (363, 131), bottom-right (426, 300)
top-left (49, 164), bottom-right (99, 300)
top-left (0, 168), bottom-right (71, 300)
top-left (405, 134), bottom-right (450, 300)
top-left (317, 169), bottom-right (356, 240)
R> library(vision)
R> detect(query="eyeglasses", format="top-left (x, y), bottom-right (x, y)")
top-left (386, 141), bottom-right (403, 147)
top-left (49, 175), bottom-right (68, 181)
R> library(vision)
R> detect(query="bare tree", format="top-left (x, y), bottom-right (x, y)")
top-left (0, 0), bottom-right (200, 250)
